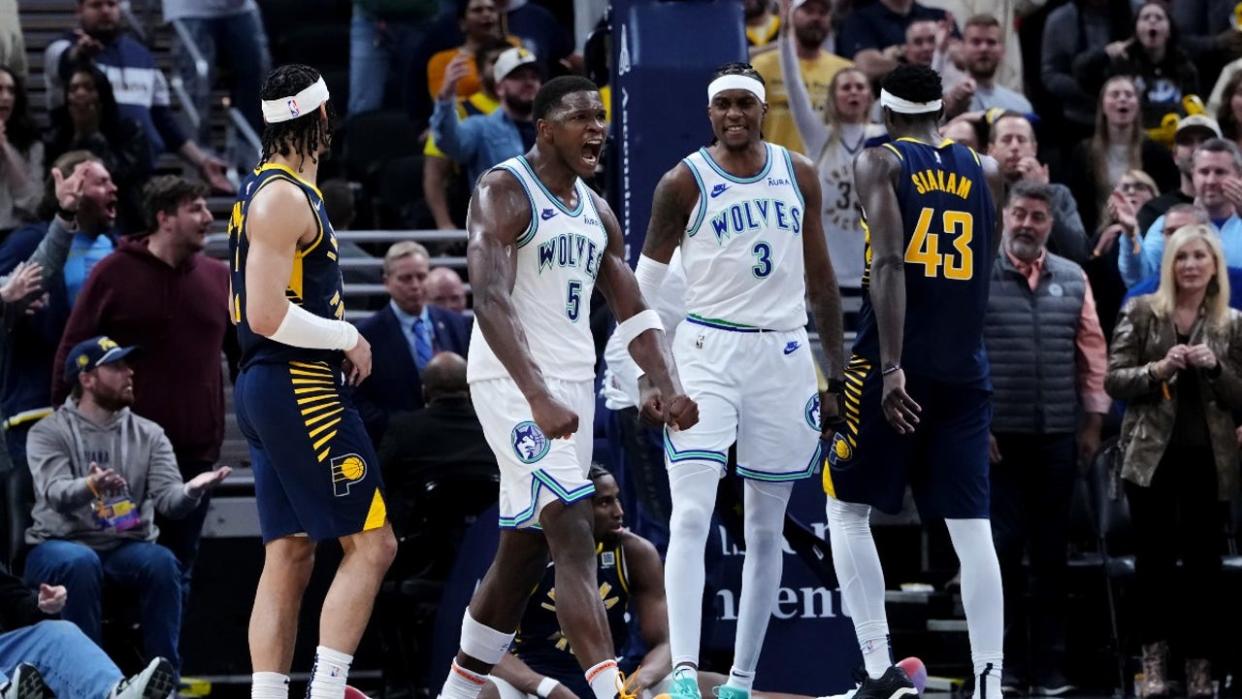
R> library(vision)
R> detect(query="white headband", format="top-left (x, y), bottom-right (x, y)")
top-left (261, 77), bottom-right (330, 125)
top-left (879, 89), bottom-right (942, 114)
top-left (708, 75), bottom-right (766, 104)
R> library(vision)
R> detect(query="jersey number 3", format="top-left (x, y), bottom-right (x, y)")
top-left (905, 207), bottom-right (974, 280)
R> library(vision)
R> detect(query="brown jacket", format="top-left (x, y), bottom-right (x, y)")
top-left (1105, 296), bottom-right (1242, 498)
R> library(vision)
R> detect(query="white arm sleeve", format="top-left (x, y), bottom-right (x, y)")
top-left (634, 254), bottom-right (669, 306)
top-left (269, 303), bottom-right (360, 351)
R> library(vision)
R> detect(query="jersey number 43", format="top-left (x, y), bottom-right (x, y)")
top-left (905, 207), bottom-right (974, 281)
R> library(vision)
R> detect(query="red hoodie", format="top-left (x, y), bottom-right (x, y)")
top-left (51, 236), bottom-right (232, 465)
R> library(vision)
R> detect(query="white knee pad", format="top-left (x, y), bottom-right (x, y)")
top-left (460, 609), bottom-right (516, 665)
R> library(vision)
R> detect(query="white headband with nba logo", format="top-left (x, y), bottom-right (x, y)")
top-left (879, 89), bottom-right (942, 114)
top-left (261, 77), bottom-right (330, 124)
top-left (708, 75), bottom-right (766, 104)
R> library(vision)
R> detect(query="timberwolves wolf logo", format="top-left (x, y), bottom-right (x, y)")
top-left (330, 453), bottom-right (367, 496)
top-left (804, 394), bottom-right (821, 431)
top-left (511, 421), bottom-right (550, 464)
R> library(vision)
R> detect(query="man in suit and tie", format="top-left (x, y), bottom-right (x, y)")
top-left (355, 241), bottom-right (471, 446)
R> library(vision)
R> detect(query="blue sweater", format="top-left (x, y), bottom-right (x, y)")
top-left (0, 224), bottom-right (114, 452)
top-left (46, 32), bottom-right (187, 166)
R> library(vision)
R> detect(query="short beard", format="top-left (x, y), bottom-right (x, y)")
top-left (795, 27), bottom-right (827, 50)
top-left (505, 97), bottom-right (533, 119)
top-left (93, 390), bottom-right (133, 412)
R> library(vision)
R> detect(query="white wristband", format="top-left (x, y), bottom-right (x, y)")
top-left (634, 255), bottom-right (669, 304)
top-left (615, 309), bottom-right (664, 349)
top-left (269, 302), bottom-right (359, 351)
top-left (536, 678), bottom-right (561, 699)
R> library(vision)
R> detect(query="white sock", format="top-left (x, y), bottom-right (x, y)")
top-left (826, 497), bottom-right (891, 680)
top-left (944, 518), bottom-right (1004, 699)
top-left (440, 661), bottom-right (490, 699)
top-left (251, 672), bottom-right (290, 699)
top-left (732, 480), bottom-right (794, 677)
top-left (664, 462), bottom-right (721, 669)
top-left (585, 659), bottom-right (619, 699)
top-left (725, 668), bottom-right (755, 692)
top-left (308, 646), bottom-right (353, 699)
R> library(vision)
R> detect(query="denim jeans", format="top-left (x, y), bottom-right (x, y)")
top-left (348, 3), bottom-right (429, 116)
top-left (23, 539), bottom-right (184, 673)
top-left (0, 620), bottom-right (124, 697)
top-left (174, 9), bottom-right (271, 143)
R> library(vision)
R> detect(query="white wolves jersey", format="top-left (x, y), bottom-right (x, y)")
top-left (467, 155), bottom-right (610, 383)
top-left (680, 143), bottom-right (808, 331)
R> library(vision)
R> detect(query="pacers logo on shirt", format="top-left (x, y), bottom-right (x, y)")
top-left (331, 453), bottom-right (368, 496)
top-left (511, 421), bottom-right (550, 464)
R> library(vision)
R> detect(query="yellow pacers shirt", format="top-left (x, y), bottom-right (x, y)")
top-left (751, 47), bottom-right (852, 155)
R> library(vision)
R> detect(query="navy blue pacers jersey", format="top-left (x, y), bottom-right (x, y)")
top-left (511, 542), bottom-right (632, 696)
top-left (228, 163), bottom-right (346, 368)
top-left (852, 138), bottom-right (994, 386)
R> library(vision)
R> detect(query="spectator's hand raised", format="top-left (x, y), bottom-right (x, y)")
top-left (87, 462), bottom-right (126, 496)
top-left (69, 30), bottom-right (105, 62)
top-left (0, 262), bottom-right (43, 305)
top-left (37, 584), bottom-right (67, 614)
top-left (1016, 156), bottom-right (1049, 185)
top-left (185, 466), bottom-right (232, 497)
top-left (945, 78), bottom-right (976, 114)
top-left (1105, 39), bottom-right (1132, 59)
top-left (1093, 224), bottom-right (1126, 258)
top-left (438, 53), bottom-right (473, 102)
top-left (198, 154), bottom-right (236, 195)
top-left (52, 162), bottom-right (92, 216)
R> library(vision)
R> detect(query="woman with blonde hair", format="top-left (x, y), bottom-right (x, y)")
top-left (1062, 75), bottom-right (1177, 234)
top-left (777, 5), bottom-right (883, 289)
top-left (1105, 224), bottom-right (1242, 698)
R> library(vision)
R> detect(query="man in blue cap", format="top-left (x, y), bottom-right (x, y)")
top-left (21, 336), bottom-right (231, 681)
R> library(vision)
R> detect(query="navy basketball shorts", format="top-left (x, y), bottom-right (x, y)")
top-left (234, 359), bottom-right (387, 542)
top-left (825, 355), bottom-right (992, 519)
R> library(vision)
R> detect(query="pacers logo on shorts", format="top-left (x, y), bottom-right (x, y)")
top-left (829, 433), bottom-right (854, 464)
top-left (805, 394), bottom-right (821, 431)
top-left (330, 453), bottom-right (367, 496)
top-left (511, 421), bottom-right (550, 464)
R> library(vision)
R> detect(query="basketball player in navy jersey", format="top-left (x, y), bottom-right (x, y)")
top-left (229, 65), bottom-right (397, 699)
top-left (824, 64), bottom-right (1006, 699)
top-left (434, 76), bottom-right (697, 699)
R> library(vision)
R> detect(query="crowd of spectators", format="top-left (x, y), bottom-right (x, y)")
top-left (2, 0), bottom-right (1242, 696)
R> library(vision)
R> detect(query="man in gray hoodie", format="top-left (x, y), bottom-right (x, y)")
top-left (21, 336), bottom-right (231, 678)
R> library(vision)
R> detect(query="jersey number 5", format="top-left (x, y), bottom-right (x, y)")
top-left (566, 280), bottom-right (582, 321)
top-left (905, 207), bottom-right (974, 280)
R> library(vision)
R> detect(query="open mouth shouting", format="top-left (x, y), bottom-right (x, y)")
top-left (581, 138), bottom-right (603, 169)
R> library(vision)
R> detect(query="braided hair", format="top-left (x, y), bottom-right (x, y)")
top-left (711, 61), bottom-right (766, 85)
top-left (259, 65), bottom-right (334, 168)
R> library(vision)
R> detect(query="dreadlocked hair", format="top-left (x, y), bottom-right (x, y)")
top-left (712, 61), bottom-right (765, 85)
top-left (259, 64), bottom-right (334, 167)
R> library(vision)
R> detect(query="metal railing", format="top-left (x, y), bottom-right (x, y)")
top-left (205, 229), bottom-right (473, 320)
top-left (168, 18), bottom-right (207, 130)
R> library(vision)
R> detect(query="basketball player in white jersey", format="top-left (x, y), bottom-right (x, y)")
top-left (637, 63), bottom-right (847, 699)
top-left (435, 76), bottom-right (699, 699)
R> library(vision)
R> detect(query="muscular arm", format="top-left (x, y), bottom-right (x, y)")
top-left (623, 533), bottom-right (672, 692)
top-left (793, 153), bottom-right (845, 381)
top-left (243, 181), bottom-right (318, 336)
top-left (639, 164), bottom-right (696, 264)
top-left (594, 193), bottom-right (685, 400)
top-left (466, 170), bottom-right (551, 402)
top-left (853, 147), bottom-right (906, 369)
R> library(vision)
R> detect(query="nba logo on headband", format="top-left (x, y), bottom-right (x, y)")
top-left (287, 98), bottom-right (301, 118)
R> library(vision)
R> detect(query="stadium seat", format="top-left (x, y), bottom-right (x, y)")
top-left (342, 110), bottom-right (422, 185)
top-left (373, 155), bottom-right (434, 230)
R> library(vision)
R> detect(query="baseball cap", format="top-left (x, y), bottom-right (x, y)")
top-left (792, 0), bottom-right (831, 10)
top-left (493, 47), bottom-right (538, 83)
top-left (64, 336), bottom-right (140, 382)
top-left (1175, 114), bottom-right (1222, 142)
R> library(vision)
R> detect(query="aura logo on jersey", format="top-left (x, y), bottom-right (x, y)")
top-left (709, 198), bottom-right (801, 244)
top-left (331, 453), bottom-right (368, 496)
top-left (511, 421), bottom-right (550, 464)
